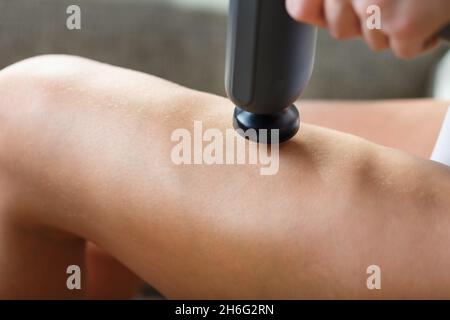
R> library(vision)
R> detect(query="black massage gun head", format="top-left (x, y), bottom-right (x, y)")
top-left (233, 105), bottom-right (300, 144)
top-left (225, 0), bottom-right (317, 144)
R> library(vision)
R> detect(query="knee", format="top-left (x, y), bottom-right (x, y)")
top-left (0, 54), bottom-right (89, 79)
top-left (0, 54), bottom-right (89, 109)
top-left (0, 55), bottom-right (87, 143)
top-left (0, 55), bottom-right (94, 223)
top-left (0, 55), bottom-right (91, 180)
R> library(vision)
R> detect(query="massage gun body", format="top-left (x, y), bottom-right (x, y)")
top-left (225, 0), bottom-right (450, 144)
top-left (225, 0), bottom-right (317, 143)
top-left (225, 0), bottom-right (317, 114)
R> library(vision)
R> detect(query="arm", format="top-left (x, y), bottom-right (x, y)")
top-left (1, 55), bottom-right (450, 299)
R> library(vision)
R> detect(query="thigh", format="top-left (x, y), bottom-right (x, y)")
top-left (301, 99), bottom-right (449, 158)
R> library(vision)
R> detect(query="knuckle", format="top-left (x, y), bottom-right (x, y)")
top-left (331, 29), bottom-right (346, 40)
top-left (331, 26), bottom-right (354, 40)
top-left (392, 44), bottom-right (417, 59)
top-left (387, 19), bottom-right (418, 39)
top-left (365, 36), bottom-right (388, 52)
top-left (368, 42), bottom-right (384, 52)
top-left (288, 0), bottom-right (309, 20)
top-left (289, 0), bottom-right (323, 24)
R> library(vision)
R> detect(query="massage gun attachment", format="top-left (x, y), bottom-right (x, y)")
top-left (225, 0), bottom-right (317, 144)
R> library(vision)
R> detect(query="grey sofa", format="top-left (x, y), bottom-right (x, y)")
top-left (1, 0), bottom-right (448, 100)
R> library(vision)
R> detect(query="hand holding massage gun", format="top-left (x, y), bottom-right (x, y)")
top-left (225, 0), bottom-right (450, 144)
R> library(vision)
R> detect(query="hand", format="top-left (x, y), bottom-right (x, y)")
top-left (286, 0), bottom-right (450, 58)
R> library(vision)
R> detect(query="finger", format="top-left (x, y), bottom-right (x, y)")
top-left (350, 0), bottom-right (389, 51)
top-left (324, 0), bottom-right (361, 39)
top-left (362, 28), bottom-right (390, 52)
top-left (389, 37), bottom-right (436, 59)
top-left (286, 0), bottom-right (327, 27)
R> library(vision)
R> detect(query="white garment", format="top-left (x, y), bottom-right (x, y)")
top-left (431, 106), bottom-right (450, 166)
top-left (432, 51), bottom-right (450, 100)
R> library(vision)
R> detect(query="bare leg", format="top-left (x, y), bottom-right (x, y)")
top-left (301, 100), bottom-right (449, 158)
top-left (1, 55), bottom-right (450, 299)
top-left (0, 183), bottom-right (86, 299)
top-left (86, 243), bottom-right (144, 299)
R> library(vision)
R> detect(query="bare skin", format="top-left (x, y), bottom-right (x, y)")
top-left (286, 0), bottom-right (450, 58)
top-left (0, 55), bottom-right (449, 299)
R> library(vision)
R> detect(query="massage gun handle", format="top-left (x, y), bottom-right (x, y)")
top-left (439, 24), bottom-right (450, 41)
top-left (225, 0), bottom-right (317, 115)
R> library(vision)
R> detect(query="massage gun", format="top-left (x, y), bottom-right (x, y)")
top-left (225, 0), bottom-right (450, 144)
top-left (225, 0), bottom-right (316, 144)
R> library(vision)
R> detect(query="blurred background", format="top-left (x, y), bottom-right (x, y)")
top-left (1, 0), bottom-right (449, 100)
